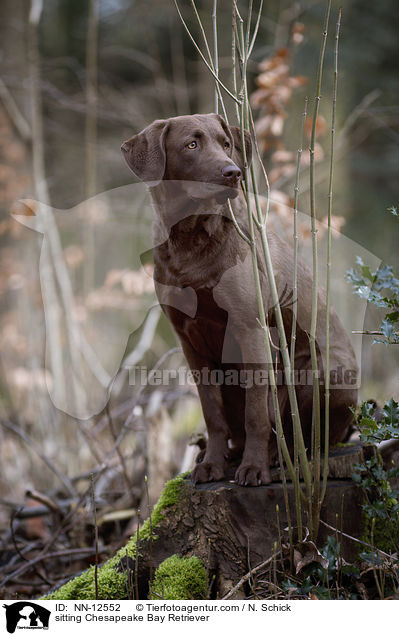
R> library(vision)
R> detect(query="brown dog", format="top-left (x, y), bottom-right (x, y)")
top-left (121, 113), bottom-right (358, 486)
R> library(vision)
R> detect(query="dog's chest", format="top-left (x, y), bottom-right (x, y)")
top-left (153, 233), bottom-right (232, 290)
top-left (164, 287), bottom-right (230, 361)
top-left (152, 215), bottom-right (246, 359)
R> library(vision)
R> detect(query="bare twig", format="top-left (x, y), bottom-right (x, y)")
top-left (114, 305), bottom-right (162, 396)
top-left (322, 8), bottom-right (341, 503)
top-left (10, 508), bottom-right (52, 586)
top-left (370, 518), bottom-right (384, 599)
top-left (144, 476), bottom-right (154, 592)
top-left (248, 0), bottom-right (264, 58)
top-left (0, 77), bottom-right (31, 141)
top-left (222, 552), bottom-right (280, 600)
top-left (291, 97), bottom-right (308, 542)
top-left (319, 519), bottom-right (391, 558)
top-left (227, 200), bottom-right (252, 244)
top-left (0, 547), bottom-right (104, 588)
top-left (173, 0), bottom-right (240, 106)
top-left (135, 509), bottom-right (141, 599)
top-left (90, 474), bottom-right (99, 600)
top-left (25, 490), bottom-right (62, 513)
top-left (84, 0), bottom-right (99, 294)
top-left (1, 419), bottom-right (76, 498)
top-left (352, 330), bottom-right (399, 341)
top-left (309, 0), bottom-right (332, 539)
top-left (212, 0), bottom-right (219, 113)
top-left (85, 0), bottom-right (98, 199)
top-left (105, 404), bottom-right (132, 491)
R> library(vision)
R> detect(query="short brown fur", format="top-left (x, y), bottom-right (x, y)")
top-left (122, 114), bottom-right (358, 486)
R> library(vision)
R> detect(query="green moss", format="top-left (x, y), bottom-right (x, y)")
top-left (150, 555), bottom-right (207, 600)
top-left (138, 472), bottom-right (189, 542)
top-left (43, 473), bottom-right (188, 600)
top-left (42, 564), bottom-right (128, 601)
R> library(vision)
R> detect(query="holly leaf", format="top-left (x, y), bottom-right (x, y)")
top-left (360, 401), bottom-right (376, 417)
top-left (381, 318), bottom-right (394, 339)
top-left (359, 264), bottom-right (375, 283)
top-left (372, 338), bottom-right (388, 346)
top-left (383, 398), bottom-right (399, 428)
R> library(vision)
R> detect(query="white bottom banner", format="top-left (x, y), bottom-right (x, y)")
top-left (0, 599), bottom-right (397, 635)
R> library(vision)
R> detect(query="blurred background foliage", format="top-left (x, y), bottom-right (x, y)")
top-left (37, 0), bottom-right (399, 251)
top-left (0, 0), bottom-right (398, 597)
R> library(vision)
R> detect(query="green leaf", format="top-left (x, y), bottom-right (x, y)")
top-left (372, 338), bottom-right (388, 346)
top-left (383, 398), bottom-right (399, 427)
top-left (360, 401), bottom-right (376, 418)
top-left (360, 264), bottom-right (375, 282)
top-left (359, 416), bottom-right (379, 433)
top-left (354, 285), bottom-right (372, 300)
top-left (381, 318), bottom-right (394, 339)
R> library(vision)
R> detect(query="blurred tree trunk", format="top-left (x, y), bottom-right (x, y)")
top-left (0, 0), bottom-right (31, 221)
top-left (0, 0), bottom-right (34, 418)
top-left (0, 0), bottom-right (59, 433)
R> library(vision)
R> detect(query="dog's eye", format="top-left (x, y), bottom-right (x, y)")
top-left (187, 141), bottom-right (197, 149)
top-left (224, 141), bottom-right (230, 149)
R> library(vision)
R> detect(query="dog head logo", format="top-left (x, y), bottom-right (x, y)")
top-left (2, 602), bottom-right (50, 633)
top-left (11, 182), bottom-right (373, 419)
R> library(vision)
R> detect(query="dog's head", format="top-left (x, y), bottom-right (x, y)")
top-left (121, 114), bottom-right (252, 201)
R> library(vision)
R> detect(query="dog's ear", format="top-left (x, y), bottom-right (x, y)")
top-left (121, 120), bottom-right (169, 184)
top-left (229, 126), bottom-right (252, 173)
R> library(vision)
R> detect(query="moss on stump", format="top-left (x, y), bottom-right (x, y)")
top-left (150, 555), bottom-right (207, 600)
top-left (43, 473), bottom-right (188, 600)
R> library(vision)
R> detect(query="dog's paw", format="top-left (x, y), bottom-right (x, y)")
top-left (235, 463), bottom-right (271, 486)
top-left (195, 448), bottom-right (206, 464)
top-left (191, 461), bottom-right (225, 484)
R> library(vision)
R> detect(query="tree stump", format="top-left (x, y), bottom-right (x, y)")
top-left (44, 445), bottom-right (371, 600)
top-left (125, 478), bottom-right (365, 599)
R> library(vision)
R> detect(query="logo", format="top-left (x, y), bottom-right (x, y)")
top-left (2, 603), bottom-right (50, 634)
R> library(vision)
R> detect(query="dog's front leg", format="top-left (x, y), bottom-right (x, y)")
top-left (213, 258), bottom-right (273, 486)
top-left (235, 362), bottom-right (272, 486)
top-left (223, 321), bottom-right (272, 485)
top-left (180, 339), bottom-right (229, 484)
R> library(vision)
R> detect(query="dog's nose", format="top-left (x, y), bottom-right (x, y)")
top-left (221, 164), bottom-right (241, 180)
